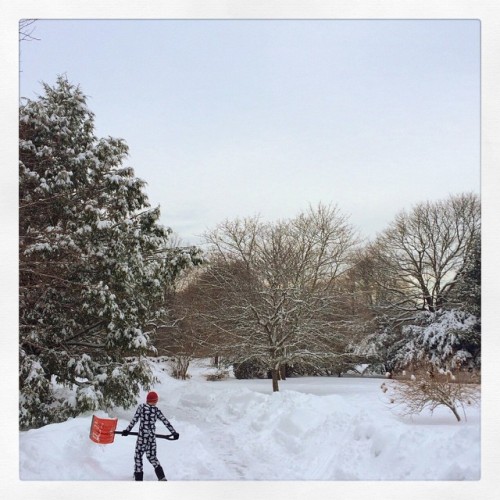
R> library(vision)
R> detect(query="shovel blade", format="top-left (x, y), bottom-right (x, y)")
top-left (89, 415), bottom-right (118, 444)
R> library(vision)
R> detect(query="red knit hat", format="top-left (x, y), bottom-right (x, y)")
top-left (146, 391), bottom-right (159, 404)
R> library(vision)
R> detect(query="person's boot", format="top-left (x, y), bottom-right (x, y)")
top-left (154, 465), bottom-right (167, 481)
top-left (134, 471), bottom-right (143, 481)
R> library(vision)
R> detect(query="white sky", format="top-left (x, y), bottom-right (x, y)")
top-left (19, 19), bottom-right (480, 246)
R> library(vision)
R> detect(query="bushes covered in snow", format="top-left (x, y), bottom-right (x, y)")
top-left (395, 309), bottom-right (481, 372)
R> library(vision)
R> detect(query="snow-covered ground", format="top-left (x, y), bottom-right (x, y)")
top-left (19, 358), bottom-right (480, 482)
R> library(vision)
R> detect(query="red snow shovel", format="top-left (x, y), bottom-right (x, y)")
top-left (89, 415), bottom-right (178, 444)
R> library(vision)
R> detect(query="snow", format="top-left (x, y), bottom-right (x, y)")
top-left (19, 358), bottom-right (480, 483)
top-left (96, 220), bottom-right (112, 229)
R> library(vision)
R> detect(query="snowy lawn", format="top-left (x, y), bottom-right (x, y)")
top-left (19, 359), bottom-right (480, 481)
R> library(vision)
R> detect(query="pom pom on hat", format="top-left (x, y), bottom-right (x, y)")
top-left (146, 391), bottom-right (159, 404)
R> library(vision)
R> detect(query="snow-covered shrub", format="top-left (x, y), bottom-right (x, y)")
top-left (395, 309), bottom-right (480, 372)
top-left (356, 324), bottom-right (406, 374)
top-left (233, 360), bottom-right (269, 379)
top-left (282, 362), bottom-right (323, 377)
top-left (205, 369), bottom-right (229, 381)
top-left (170, 356), bottom-right (192, 380)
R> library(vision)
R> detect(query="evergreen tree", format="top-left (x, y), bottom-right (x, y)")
top-left (19, 77), bottom-right (202, 428)
top-left (394, 309), bottom-right (480, 372)
top-left (446, 235), bottom-right (481, 317)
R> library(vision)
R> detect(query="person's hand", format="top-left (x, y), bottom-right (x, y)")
top-left (122, 430), bottom-right (129, 436)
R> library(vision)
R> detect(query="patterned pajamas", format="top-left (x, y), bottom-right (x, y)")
top-left (125, 403), bottom-right (176, 473)
top-left (134, 432), bottom-right (159, 471)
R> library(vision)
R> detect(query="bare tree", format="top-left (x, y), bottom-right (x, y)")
top-left (200, 203), bottom-right (360, 391)
top-left (154, 274), bottom-right (220, 379)
top-left (19, 19), bottom-right (39, 42)
top-left (383, 369), bottom-right (480, 422)
top-left (19, 19), bottom-right (39, 75)
top-left (368, 193), bottom-right (480, 318)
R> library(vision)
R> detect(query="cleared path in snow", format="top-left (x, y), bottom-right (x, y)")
top-left (19, 359), bottom-right (480, 480)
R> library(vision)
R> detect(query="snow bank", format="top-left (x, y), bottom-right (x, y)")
top-left (19, 359), bottom-right (480, 481)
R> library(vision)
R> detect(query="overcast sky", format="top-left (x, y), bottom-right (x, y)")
top-left (19, 19), bottom-right (480, 246)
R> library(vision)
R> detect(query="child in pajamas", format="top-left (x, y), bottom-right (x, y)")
top-left (122, 391), bottom-right (179, 481)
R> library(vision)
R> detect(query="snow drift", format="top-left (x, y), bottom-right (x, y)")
top-left (19, 359), bottom-right (480, 481)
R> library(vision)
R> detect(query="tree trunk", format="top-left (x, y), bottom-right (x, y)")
top-left (449, 404), bottom-right (461, 422)
top-left (271, 369), bottom-right (280, 392)
top-left (280, 365), bottom-right (287, 381)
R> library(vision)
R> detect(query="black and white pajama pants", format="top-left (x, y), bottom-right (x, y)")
top-left (134, 431), bottom-right (160, 471)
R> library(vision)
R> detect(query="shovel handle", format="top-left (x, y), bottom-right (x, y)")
top-left (115, 431), bottom-right (178, 440)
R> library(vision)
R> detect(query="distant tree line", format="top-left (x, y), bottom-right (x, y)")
top-left (160, 193), bottom-right (480, 391)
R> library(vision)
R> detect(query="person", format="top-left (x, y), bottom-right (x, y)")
top-left (122, 391), bottom-right (179, 481)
